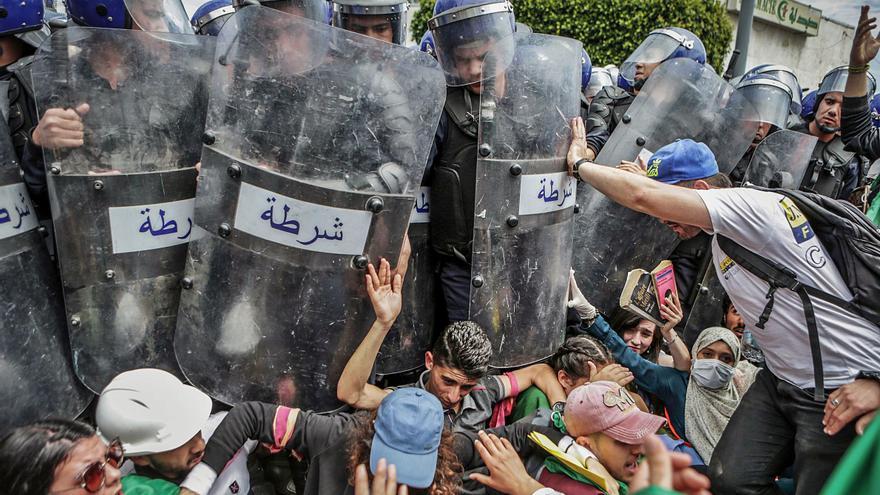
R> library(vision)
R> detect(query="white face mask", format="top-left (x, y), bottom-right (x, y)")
top-left (691, 359), bottom-right (735, 390)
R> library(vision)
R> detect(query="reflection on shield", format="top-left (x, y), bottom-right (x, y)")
top-left (174, 8), bottom-right (446, 410)
top-left (0, 117), bottom-right (92, 430)
top-left (572, 59), bottom-right (759, 315)
top-left (468, 33), bottom-right (582, 368)
top-left (31, 28), bottom-right (214, 392)
top-left (743, 129), bottom-right (817, 189)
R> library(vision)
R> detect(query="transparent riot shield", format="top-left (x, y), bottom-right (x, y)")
top-left (573, 59), bottom-right (759, 314)
top-left (174, 8), bottom-right (446, 409)
top-left (32, 28), bottom-right (214, 392)
top-left (382, 187), bottom-right (436, 376)
top-left (469, 33), bottom-right (582, 368)
top-left (0, 119), bottom-right (92, 430)
top-left (743, 129), bottom-right (817, 189)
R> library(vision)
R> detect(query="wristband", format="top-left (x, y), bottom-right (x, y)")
top-left (849, 64), bottom-right (871, 74)
top-left (574, 158), bottom-right (590, 182)
top-left (663, 331), bottom-right (678, 345)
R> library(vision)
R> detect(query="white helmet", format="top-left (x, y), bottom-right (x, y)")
top-left (95, 368), bottom-right (212, 456)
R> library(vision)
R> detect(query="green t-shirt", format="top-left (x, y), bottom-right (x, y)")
top-left (508, 385), bottom-right (551, 423)
top-left (121, 474), bottom-right (180, 495)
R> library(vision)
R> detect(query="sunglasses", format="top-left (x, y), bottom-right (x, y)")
top-left (58, 438), bottom-right (125, 493)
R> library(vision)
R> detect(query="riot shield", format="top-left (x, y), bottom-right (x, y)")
top-left (469, 33), bottom-right (582, 368)
top-left (0, 119), bottom-right (92, 431)
top-left (380, 186), bottom-right (436, 375)
top-left (743, 129), bottom-right (817, 189)
top-left (573, 59), bottom-right (759, 314)
top-left (32, 28), bottom-right (214, 392)
top-left (174, 8), bottom-right (446, 409)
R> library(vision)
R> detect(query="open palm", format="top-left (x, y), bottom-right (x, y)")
top-left (852, 6), bottom-right (880, 66)
top-left (367, 258), bottom-right (403, 326)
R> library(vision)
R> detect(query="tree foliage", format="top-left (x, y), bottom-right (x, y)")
top-left (411, 0), bottom-right (734, 73)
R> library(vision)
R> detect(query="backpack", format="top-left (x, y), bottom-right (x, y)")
top-left (716, 187), bottom-right (880, 400)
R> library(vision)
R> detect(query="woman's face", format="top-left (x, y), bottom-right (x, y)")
top-left (621, 320), bottom-right (656, 355)
top-left (48, 436), bottom-right (123, 495)
top-left (696, 340), bottom-right (735, 366)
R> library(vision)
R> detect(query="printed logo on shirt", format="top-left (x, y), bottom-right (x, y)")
top-left (805, 245), bottom-right (827, 269)
top-left (229, 481), bottom-right (240, 494)
top-left (719, 256), bottom-right (735, 274)
top-left (646, 158), bottom-right (660, 178)
top-left (778, 197), bottom-right (814, 244)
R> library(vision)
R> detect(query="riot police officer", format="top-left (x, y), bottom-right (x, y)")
top-left (231, 0), bottom-right (330, 21)
top-left (2, 1), bottom-right (52, 219)
top-left (791, 66), bottom-right (875, 200)
top-left (586, 27), bottom-right (706, 159)
top-left (425, 0), bottom-right (516, 322)
top-left (191, 0), bottom-right (235, 36)
top-left (330, 0), bottom-right (409, 44)
top-left (729, 71), bottom-right (796, 185)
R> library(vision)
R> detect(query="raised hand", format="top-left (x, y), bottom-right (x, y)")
top-left (850, 6), bottom-right (880, 66)
top-left (366, 258), bottom-right (403, 326)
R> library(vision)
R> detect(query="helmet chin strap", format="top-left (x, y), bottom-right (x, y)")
top-left (818, 124), bottom-right (840, 134)
top-left (633, 77), bottom-right (647, 91)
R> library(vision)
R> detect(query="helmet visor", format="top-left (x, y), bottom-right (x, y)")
top-left (429, 2), bottom-right (515, 87)
top-left (619, 31), bottom-right (682, 85)
top-left (124, 0), bottom-right (193, 33)
top-left (759, 67), bottom-right (802, 113)
top-left (738, 81), bottom-right (792, 128)
top-left (332, 2), bottom-right (408, 45)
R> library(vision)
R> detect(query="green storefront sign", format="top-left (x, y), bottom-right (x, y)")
top-left (728, 0), bottom-right (822, 36)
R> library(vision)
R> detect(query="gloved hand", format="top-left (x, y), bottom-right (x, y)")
top-left (567, 269), bottom-right (597, 322)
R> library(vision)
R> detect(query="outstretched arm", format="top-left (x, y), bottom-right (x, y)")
top-left (659, 293), bottom-right (691, 372)
top-left (842, 6), bottom-right (880, 160)
top-left (502, 363), bottom-right (567, 406)
top-left (567, 117), bottom-right (712, 230)
top-left (336, 258), bottom-right (402, 409)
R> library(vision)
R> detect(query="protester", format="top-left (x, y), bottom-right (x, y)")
top-left (179, 388), bottom-right (458, 495)
top-left (0, 419), bottom-right (124, 495)
top-left (505, 334), bottom-right (635, 423)
top-left (614, 293), bottom-right (689, 371)
top-left (453, 381), bottom-right (668, 495)
top-left (95, 368), bottom-right (254, 495)
top-left (842, 5), bottom-right (880, 225)
top-left (722, 294), bottom-right (765, 371)
top-left (567, 128), bottom-right (880, 493)
top-left (571, 273), bottom-right (752, 462)
top-left (337, 258), bottom-right (566, 432)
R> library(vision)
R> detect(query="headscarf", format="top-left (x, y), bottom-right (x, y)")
top-left (684, 326), bottom-right (743, 463)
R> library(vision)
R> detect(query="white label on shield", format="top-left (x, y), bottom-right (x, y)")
top-left (0, 182), bottom-right (38, 240)
top-left (234, 182), bottom-right (372, 255)
top-left (518, 172), bottom-right (576, 216)
top-left (410, 186), bottom-right (430, 224)
top-left (109, 198), bottom-right (204, 254)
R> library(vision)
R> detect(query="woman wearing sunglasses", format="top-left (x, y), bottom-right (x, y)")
top-left (0, 419), bottom-right (124, 495)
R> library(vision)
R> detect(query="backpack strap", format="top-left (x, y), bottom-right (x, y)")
top-left (716, 235), bottom-right (827, 401)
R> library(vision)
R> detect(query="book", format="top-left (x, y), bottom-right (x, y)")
top-left (651, 259), bottom-right (678, 308)
top-left (618, 260), bottom-right (678, 326)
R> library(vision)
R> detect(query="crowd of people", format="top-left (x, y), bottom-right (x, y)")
top-left (1, 1), bottom-right (880, 495)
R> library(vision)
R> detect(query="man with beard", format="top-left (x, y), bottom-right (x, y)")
top-left (585, 27), bottom-right (706, 158)
top-left (95, 369), bottom-right (255, 495)
top-left (791, 65), bottom-right (874, 200)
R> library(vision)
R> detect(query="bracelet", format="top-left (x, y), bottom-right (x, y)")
top-left (574, 158), bottom-right (590, 182)
top-left (663, 332), bottom-right (678, 345)
top-left (849, 64), bottom-right (871, 74)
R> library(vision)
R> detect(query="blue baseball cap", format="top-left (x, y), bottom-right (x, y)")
top-left (370, 388), bottom-right (444, 489)
top-left (646, 139), bottom-right (718, 184)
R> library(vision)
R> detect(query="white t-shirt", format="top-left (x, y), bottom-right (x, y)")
top-left (697, 188), bottom-right (880, 389)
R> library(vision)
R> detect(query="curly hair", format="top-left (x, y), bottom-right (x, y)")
top-left (550, 335), bottom-right (613, 379)
top-left (346, 411), bottom-right (462, 495)
top-left (431, 321), bottom-right (493, 380)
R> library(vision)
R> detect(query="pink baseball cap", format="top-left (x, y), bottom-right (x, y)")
top-left (565, 381), bottom-right (666, 445)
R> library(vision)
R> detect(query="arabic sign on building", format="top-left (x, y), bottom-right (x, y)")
top-left (728, 0), bottom-right (822, 37)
